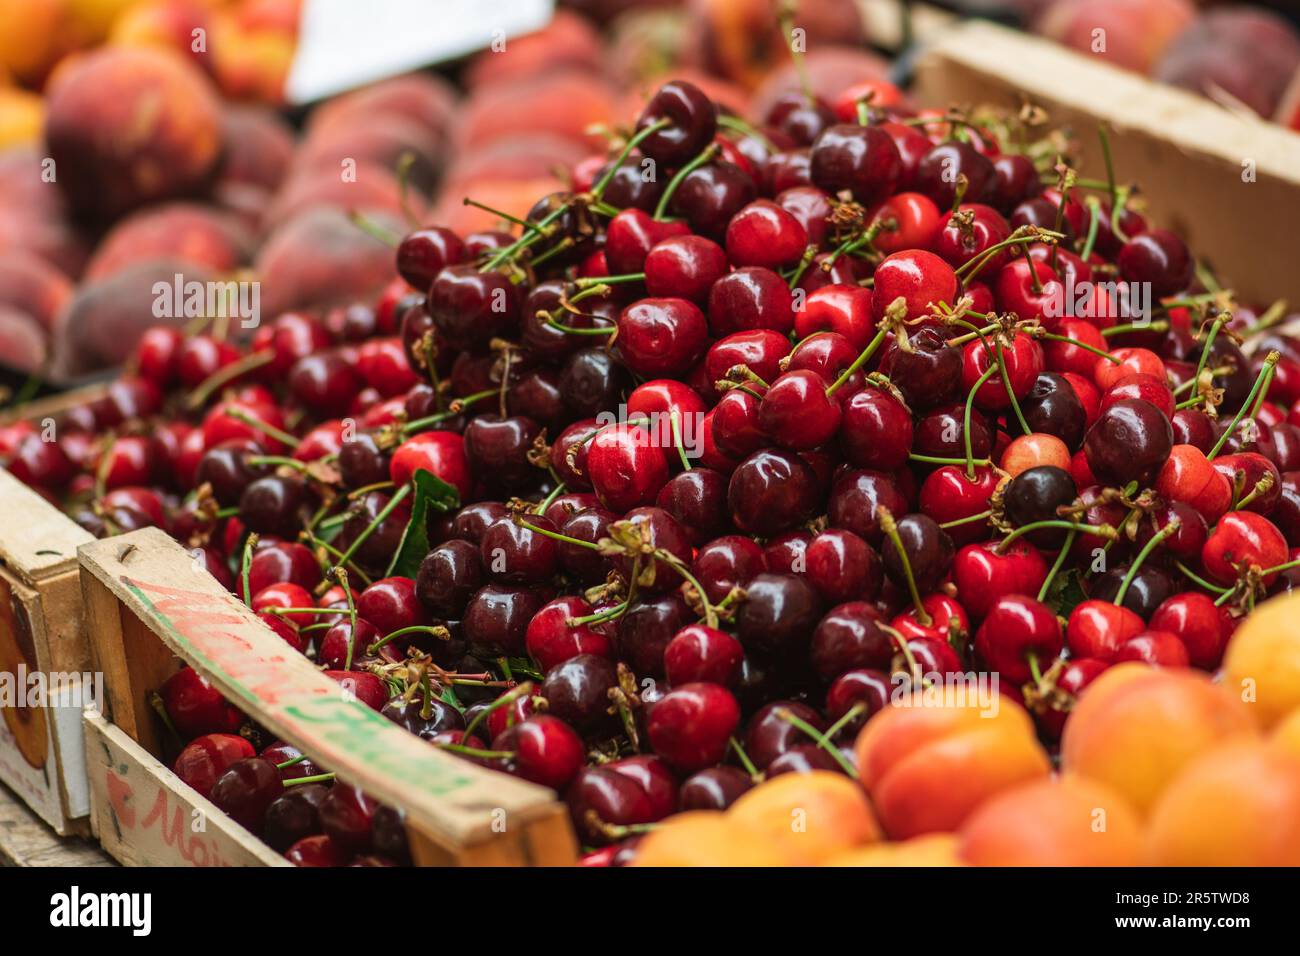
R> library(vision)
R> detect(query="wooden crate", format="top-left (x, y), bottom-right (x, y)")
top-left (912, 20), bottom-right (1300, 309)
top-left (0, 467), bottom-right (96, 835)
top-left (78, 527), bottom-right (578, 867)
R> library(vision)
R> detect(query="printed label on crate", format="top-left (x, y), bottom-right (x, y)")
top-left (0, 573), bottom-right (61, 827)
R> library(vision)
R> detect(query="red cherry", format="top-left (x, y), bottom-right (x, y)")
top-left (526, 596), bottom-right (612, 672)
top-left (869, 191), bottom-right (943, 254)
top-left (890, 593), bottom-right (970, 644)
top-left (952, 540), bottom-right (1049, 619)
top-left (1202, 511), bottom-right (1287, 585)
top-left (1212, 452), bottom-right (1281, 516)
top-left (605, 208), bottom-right (693, 274)
top-left (839, 386), bottom-right (914, 470)
top-left (1065, 599), bottom-right (1144, 661)
top-left (356, 336), bottom-right (421, 397)
top-left (644, 235), bottom-right (728, 303)
top-left (933, 203), bottom-right (1011, 271)
top-left (724, 199), bottom-right (809, 269)
top-left (794, 284), bottom-right (875, 349)
top-left (663, 625), bottom-right (744, 686)
top-left (172, 733), bottom-right (255, 801)
top-left (160, 666), bottom-right (243, 738)
top-left (870, 250), bottom-right (957, 322)
top-left (918, 465), bottom-right (998, 545)
top-left (757, 369), bottom-right (842, 450)
top-left (805, 528), bottom-right (882, 604)
top-left (974, 594), bottom-right (1063, 684)
top-left (617, 297), bottom-right (710, 377)
top-left (499, 715), bottom-right (585, 790)
top-left (1149, 592), bottom-right (1231, 670)
top-left (961, 335), bottom-right (1045, 411)
top-left (1114, 630), bottom-right (1190, 667)
top-left (1044, 318), bottom-right (1109, 377)
top-left (586, 423), bottom-right (671, 512)
top-left (134, 325), bottom-right (184, 386)
top-left (707, 266), bottom-right (796, 336)
top-left (389, 431), bottom-right (472, 499)
top-left (704, 330), bottom-right (790, 395)
top-left (1094, 347), bottom-right (1166, 391)
top-left (646, 682), bottom-right (740, 771)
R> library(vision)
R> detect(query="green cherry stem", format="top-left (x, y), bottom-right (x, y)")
top-left (826, 327), bottom-right (888, 396)
top-left (1037, 529), bottom-right (1078, 602)
top-left (878, 506), bottom-right (932, 626)
top-left (1113, 520), bottom-right (1181, 607)
top-left (653, 143), bottom-right (720, 221)
top-left (1207, 351), bottom-right (1279, 460)
top-left (965, 364), bottom-right (998, 479)
top-left (590, 118), bottom-right (670, 200)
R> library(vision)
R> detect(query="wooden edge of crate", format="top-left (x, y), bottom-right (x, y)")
top-left (912, 20), bottom-right (1300, 309)
top-left (0, 467), bottom-right (95, 584)
top-left (78, 527), bottom-right (579, 866)
top-left (83, 709), bottom-right (285, 867)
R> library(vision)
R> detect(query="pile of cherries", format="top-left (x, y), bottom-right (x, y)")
top-left (5, 76), bottom-right (1300, 865)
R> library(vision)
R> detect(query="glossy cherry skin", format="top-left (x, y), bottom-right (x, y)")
top-left (881, 513), bottom-right (955, 594)
top-left (209, 757), bottom-right (282, 833)
top-left (1155, 444), bottom-right (1232, 523)
top-left (709, 266), bottom-right (798, 341)
top-left (1083, 398), bottom-right (1174, 486)
top-left (664, 624), bottom-right (744, 687)
top-left (914, 140), bottom-right (995, 207)
top-left (605, 755), bottom-right (679, 820)
top-left (1150, 592), bottom-right (1231, 670)
top-left (389, 430), bottom-right (472, 499)
top-left (727, 449), bottom-right (819, 537)
top-left (758, 369), bottom-right (842, 450)
top-left (463, 584), bottom-right (548, 657)
top-left (670, 162), bottom-right (759, 240)
top-left (1115, 631), bottom-right (1191, 667)
top-left (160, 667), bottom-right (242, 738)
top-left (617, 297), bottom-right (710, 377)
top-left (705, 330), bottom-right (791, 396)
top-left (962, 336), bottom-right (1045, 411)
top-left (918, 465), bottom-right (997, 546)
top-left (172, 733), bottom-right (256, 801)
top-left (396, 226), bottom-right (465, 290)
top-left (794, 284), bottom-right (875, 350)
top-left (679, 766), bottom-right (754, 811)
top-left (645, 682), bottom-right (738, 772)
top-left (428, 264), bottom-right (521, 353)
top-left (636, 79), bottom-right (717, 166)
top-left (692, 535), bottom-right (767, 604)
top-left (810, 601), bottom-right (891, 680)
top-left (879, 324), bottom-right (961, 410)
top-left (825, 468), bottom-right (907, 545)
top-left (1118, 228), bottom-right (1193, 297)
top-left (1023, 372), bottom-right (1088, 450)
top-left (744, 700), bottom-right (827, 769)
top-left (318, 618), bottom-right (382, 670)
top-left (1202, 511), bottom-right (1288, 586)
top-left (526, 596), bottom-right (612, 673)
top-left (735, 572), bottom-right (823, 660)
top-left (285, 834), bottom-right (347, 867)
top-left (494, 715), bottom-right (585, 789)
top-left (540, 653), bottom-right (618, 733)
top-left (974, 595), bottom-right (1063, 685)
top-left (787, 331), bottom-right (866, 396)
top-left (262, 783), bottom-right (329, 853)
top-left (656, 468), bottom-right (729, 545)
top-left (587, 424), bottom-right (671, 512)
top-left (839, 386), bottom-right (913, 470)
top-left (416, 539), bottom-right (484, 617)
top-left (952, 540), bottom-right (1049, 620)
top-left (805, 529), bottom-right (883, 605)
top-left (566, 766), bottom-right (657, 846)
top-left (1066, 599), bottom-right (1144, 661)
top-left (644, 235), bottom-right (728, 303)
top-left (809, 123), bottom-right (901, 204)
top-left (870, 249), bottom-right (958, 322)
top-left (1213, 452), bottom-right (1282, 516)
top-left (725, 199), bottom-right (808, 269)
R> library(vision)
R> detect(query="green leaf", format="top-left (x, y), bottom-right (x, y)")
top-left (1045, 567), bottom-right (1087, 619)
top-left (439, 685), bottom-right (465, 714)
top-left (384, 469), bottom-right (460, 578)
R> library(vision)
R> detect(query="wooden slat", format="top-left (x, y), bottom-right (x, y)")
top-left (0, 468), bottom-right (93, 583)
top-left (912, 20), bottom-right (1300, 310)
top-left (0, 779), bottom-right (111, 868)
top-left (78, 528), bottom-right (578, 863)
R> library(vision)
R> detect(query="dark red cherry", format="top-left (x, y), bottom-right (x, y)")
top-left (810, 601), bottom-right (891, 680)
top-left (1084, 398), bottom-right (1174, 485)
top-left (540, 653), bottom-right (618, 732)
top-left (692, 534), bottom-right (767, 604)
top-left (262, 783), bottom-right (329, 853)
top-left (735, 572), bottom-right (823, 660)
top-left (809, 123), bottom-right (901, 204)
top-left (727, 449), bottom-right (819, 536)
top-left (805, 530), bottom-right (882, 605)
top-left (209, 757), bottom-right (282, 833)
top-left (827, 469), bottom-right (908, 544)
top-left (635, 80), bottom-right (718, 166)
top-left (839, 386), bottom-right (913, 470)
top-left (396, 226), bottom-right (465, 291)
top-left (566, 766), bottom-right (657, 846)
top-left (172, 733), bottom-right (255, 801)
top-left (744, 700), bottom-right (826, 770)
top-left (416, 539), bottom-right (484, 616)
top-left (1118, 228), bottom-right (1193, 297)
top-left (617, 297), bottom-right (710, 377)
top-left (462, 584), bottom-right (548, 657)
top-left (707, 266), bottom-right (795, 337)
top-left (679, 766), bottom-right (754, 811)
top-left (914, 140), bottom-right (994, 208)
top-left (644, 235), bottom-right (728, 303)
top-left (878, 325), bottom-right (961, 410)
top-left (655, 467), bottom-right (729, 545)
top-left (758, 369), bottom-right (842, 450)
top-left (160, 667), bottom-right (242, 738)
top-left (647, 682), bottom-right (740, 771)
top-left (669, 161), bottom-right (758, 241)
top-left (428, 264), bottom-right (521, 353)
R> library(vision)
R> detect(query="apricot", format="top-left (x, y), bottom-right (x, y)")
top-left (109, 0), bottom-right (216, 74)
top-left (855, 692), bottom-right (1050, 839)
top-left (209, 13), bottom-right (294, 104)
top-left (0, 88), bottom-right (43, 149)
top-left (957, 776), bottom-right (1143, 866)
top-left (1273, 708), bottom-right (1300, 760)
top-left (0, 0), bottom-right (68, 85)
top-left (1061, 664), bottom-right (1256, 815)
top-left (44, 47), bottom-right (223, 221)
top-left (824, 834), bottom-right (963, 867)
top-left (727, 770), bottom-right (880, 864)
top-left (1222, 591), bottom-right (1300, 728)
top-left (1147, 742), bottom-right (1300, 866)
top-left (631, 811), bottom-right (789, 867)
top-left (85, 203), bottom-right (252, 281)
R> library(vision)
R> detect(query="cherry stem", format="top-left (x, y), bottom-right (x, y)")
top-left (302, 534), bottom-right (373, 587)
top-left (1099, 320), bottom-right (1168, 337)
top-left (821, 702), bottom-right (868, 742)
top-left (995, 340), bottom-right (1032, 435)
top-left (965, 364), bottom-right (998, 478)
top-left (546, 314), bottom-right (617, 336)
top-left (535, 481), bottom-right (567, 516)
top-left (275, 755), bottom-right (307, 770)
top-left (826, 327), bottom-right (888, 396)
top-left (1027, 652), bottom-right (1044, 687)
top-left (787, 245), bottom-right (818, 290)
top-left (1194, 316), bottom-right (1224, 384)
top-left (576, 272), bottom-right (644, 288)
top-left (461, 682), bottom-right (533, 743)
top-left (1113, 519), bottom-right (1181, 607)
top-left (367, 624), bottom-right (451, 655)
top-left (347, 210), bottom-right (401, 247)
top-left (436, 743), bottom-right (514, 760)
top-left (774, 708), bottom-right (859, 779)
top-left (877, 506), bottom-right (932, 626)
top-left (239, 531), bottom-right (259, 607)
top-left (283, 772), bottom-right (336, 786)
top-left (1174, 559), bottom-right (1231, 595)
top-left (1260, 556), bottom-right (1300, 577)
top-left (654, 143), bottom-right (720, 220)
top-left (669, 410), bottom-right (693, 471)
top-left (515, 516), bottom-right (600, 550)
top-left (404, 389), bottom-right (496, 433)
top-left (1000, 520), bottom-right (1114, 554)
top-left (1037, 331), bottom-right (1120, 365)
top-left (954, 226), bottom-right (1059, 282)
top-left (1037, 529), bottom-right (1078, 602)
top-left (462, 197), bottom-right (539, 233)
top-left (716, 114), bottom-right (774, 150)
top-left (910, 453), bottom-right (991, 467)
top-left (568, 601), bottom-right (629, 627)
top-left (728, 736), bottom-right (762, 781)
top-left (1079, 196), bottom-right (1102, 261)
top-left (332, 485), bottom-right (411, 590)
top-left (186, 350), bottom-right (274, 410)
top-left (1235, 474), bottom-right (1275, 512)
top-left (590, 118), bottom-right (670, 201)
top-left (940, 509), bottom-right (993, 530)
top-left (225, 408), bottom-right (301, 448)
top-left (1207, 351), bottom-right (1279, 460)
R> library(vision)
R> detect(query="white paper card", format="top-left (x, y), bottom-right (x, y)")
top-left (286, 0), bottom-right (555, 104)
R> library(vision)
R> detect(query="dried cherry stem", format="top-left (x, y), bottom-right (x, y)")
top-left (654, 143), bottom-right (720, 220)
top-left (1037, 529), bottom-right (1078, 602)
top-left (826, 327), bottom-right (888, 396)
top-left (1207, 351), bottom-right (1279, 460)
top-left (1234, 473), bottom-right (1276, 512)
top-left (239, 531), bottom-right (259, 606)
top-left (774, 707), bottom-right (858, 779)
top-left (878, 505), bottom-right (931, 626)
top-left (186, 349), bottom-right (274, 409)
top-left (1000, 520), bottom-right (1115, 554)
top-left (1113, 519), bottom-right (1181, 607)
top-left (964, 364), bottom-right (998, 478)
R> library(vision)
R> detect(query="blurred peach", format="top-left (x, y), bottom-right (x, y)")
top-left (457, 70), bottom-right (617, 151)
top-left (855, 691), bottom-right (1050, 838)
top-left (431, 176), bottom-right (565, 237)
top-left (298, 113), bottom-right (446, 196)
top-left (306, 73), bottom-right (457, 143)
top-left (109, 0), bottom-right (216, 74)
top-left (0, 250), bottom-right (73, 334)
top-left (84, 202), bottom-right (251, 281)
top-left (1223, 591), bottom-right (1300, 728)
top-left (631, 811), bottom-right (791, 866)
top-left (0, 149), bottom-right (91, 278)
top-left (1147, 742), bottom-right (1300, 866)
top-left (957, 776), bottom-right (1143, 866)
top-left (727, 770), bottom-right (880, 864)
top-left (464, 9), bottom-right (603, 90)
top-left (1061, 663), bottom-right (1256, 815)
top-left (824, 833), bottom-right (964, 866)
top-left (1035, 0), bottom-right (1195, 74)
top-left (44, 47), bottom-right (223, 221)
top-left (217, 104), bottom-right (295, 193)
top-left (748, 46), bottom-right (891, 122)
top-left (265, 161), bottom-right (421, 228)
top-left (0, 306), bottom-right (50, 374)
top-left (0, 88), bottom-right (44, 149)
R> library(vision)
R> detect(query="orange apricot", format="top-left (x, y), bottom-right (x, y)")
top-left (630, 811), bottom-right (788, 867)
top-left (1222, 591), bottom-right (1300, 728)
top-left (727, 770), bottom-right (880, 864)
top-left (825, 834), bottom-right (963, 867)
